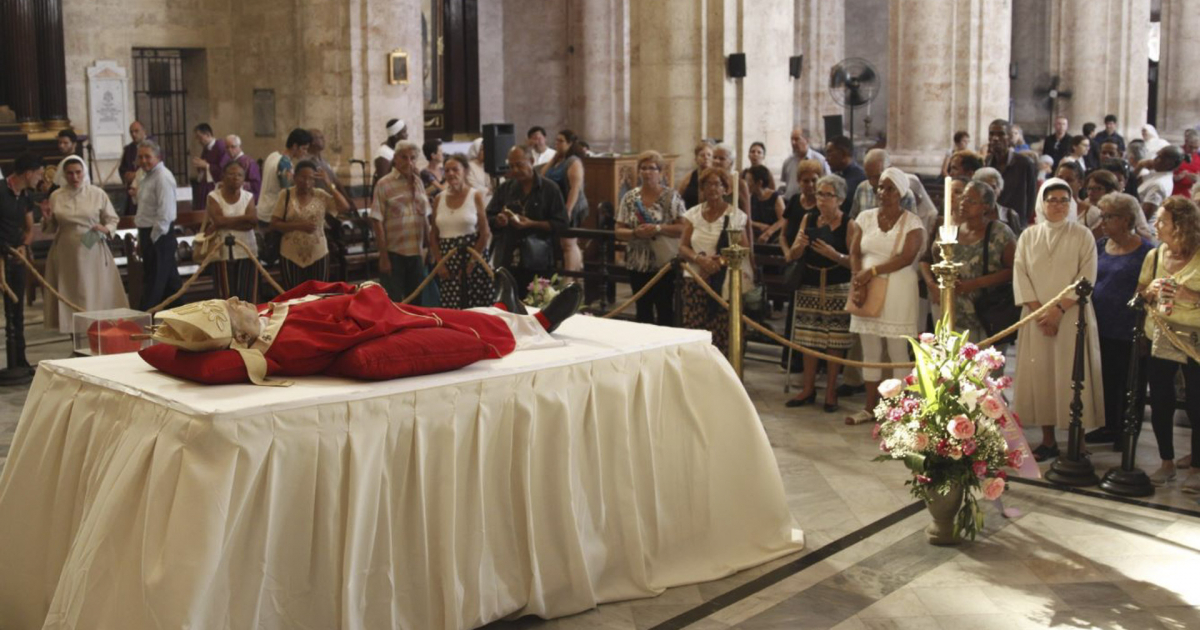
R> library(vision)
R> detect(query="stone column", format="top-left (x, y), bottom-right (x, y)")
top-left (35, 0), bottom-right (69, 129)
top-left (1, 0), bottom-right (42, 132)
top-left (793, 0), bottom-right (844, 147)
top-left (1048, 0), bottom-right (1149, 143)
top-left (568, 0), bottom-right (631, 153)
top-left (887, 0), bottom-right (1011, 175)
top-left (1157, 0), bottom-right (1200, 143)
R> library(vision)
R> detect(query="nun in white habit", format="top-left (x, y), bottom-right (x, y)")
top-left (1012, 177), bottom-right (1104, 461)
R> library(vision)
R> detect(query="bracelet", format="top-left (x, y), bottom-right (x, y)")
top-left (1056, 303), bottom-right (1066, 313)
top-left (870, 266), bottom-right (878, 277)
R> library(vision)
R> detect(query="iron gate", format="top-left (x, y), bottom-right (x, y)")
top-left (132, 48), bottom-right (187, 186)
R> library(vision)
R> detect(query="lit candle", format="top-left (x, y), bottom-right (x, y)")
top-left (943, 176), bottom-right (952, 230)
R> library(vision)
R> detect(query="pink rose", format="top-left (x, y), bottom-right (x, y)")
top-left (960, 343), bottom-right (979, 360)
top-left (980, 395), bottom-right (1005, 419)
top-left (919, 333), bottom-right (936, 345)
top-left (962, 438), bottom-right (978, 456)
top-left (914, 432), bottom-right (930, 451)
top-left (1007, 449), bottom-right (1026, 468)
top-left (983, 477), bottom-right (1006, 500)
top-left (948, 415), bottom-right (976, 440)
top-left (878, 378), bottom-right (904, 399)
top-left (948, 446), bottom-right (963, 460)
top-left (972, 461), bottom-right (988, 477)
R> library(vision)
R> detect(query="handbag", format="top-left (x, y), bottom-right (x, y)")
top-left (263, 189), bottom-right (289, 265)
top-left (517, 233), bottom-right (554, 271)
top-left (846, 212), bottom-right (908, 317)
top-left (634, 197), bottom-right (679, 267)
top-left (973, 221), bottom-right (1021, 344)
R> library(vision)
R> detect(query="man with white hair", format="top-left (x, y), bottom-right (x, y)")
top-left (220, 134), bottom-right (262, 201)
top-left (849, 148), bottom-right (889, 219)
top-left (370, 141), bottom-right (433, 303)
top-left (779, 128), bottom-right (830, 202)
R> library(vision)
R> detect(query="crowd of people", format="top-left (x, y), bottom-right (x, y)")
top-left (4, 114), bottom-right (1200, 493)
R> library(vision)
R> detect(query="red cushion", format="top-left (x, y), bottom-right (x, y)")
top-left (326, 327), bottom-right (492, 380)
top-left (139, 345), bottom-right (250, 384)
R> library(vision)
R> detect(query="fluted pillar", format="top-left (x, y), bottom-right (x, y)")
top-left (568, 0), bottom-right (631, 153)
top-left (793, 0), bottom-right (844, 146)
top-left (1048, 0), bottom-right (1148, 142)
top-left (1157, 0), bottom-right (1200, 143)
top-left (35, 0), bottom-right (69, 130)
top-left (887, 0), bottom-right (1011, 175)
top-left (1, 0), bottom-right (42, 132)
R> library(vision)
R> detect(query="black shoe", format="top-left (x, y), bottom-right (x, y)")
top-left (823, 402), bottom-right (840, 413)
top-left (836, 383), bottom-right (865, 397)
top-left (493, 268), bottom-right (527, 315)
top-left (1032, 443), bottom-right (1060, 462)
top-left (540, 283), bottom-right (584, 333)
top-left (1084, 428), bottom-right (1117, 444)
top-left (785, 392), bottom-right (816, 408)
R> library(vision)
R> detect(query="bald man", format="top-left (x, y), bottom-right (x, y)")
top-left (779, 128), bottom-right (831, 202)
top-left (119, 121), bottom-right (151, 215)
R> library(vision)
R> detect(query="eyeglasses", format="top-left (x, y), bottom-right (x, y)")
top-left (1044, 197), bottom-right (1072, 205)
top-left (815, 191), bottom-right (838, 199)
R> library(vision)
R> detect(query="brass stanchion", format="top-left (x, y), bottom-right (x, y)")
top-left (1100, 294), bottom-right (1154, 496)
top-left (723, 234), bottom-right (748, 380)
top-left (1047, 278), bottom-right (1100, 486)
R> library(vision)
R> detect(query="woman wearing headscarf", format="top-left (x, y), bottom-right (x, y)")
top-left (43, 156), bottom-right (128, 332)
top-left (1143, 124), bottom-right (1170, 155)
top-left (1012, 177), bottom-right (1104, 461)
top-left (846, 167), bottom-right (926, 425)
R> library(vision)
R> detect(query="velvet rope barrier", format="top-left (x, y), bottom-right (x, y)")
top-left (146, 247), bottom-right (225, 314)
top-left (232, 241), bottom-right (286, 296)
top-left (463, 246), bottom-right (496, 279)
top-left (5, 245), bottom-right (83, 312)
top-left (0, 256), bottom-right (20, 303)
top-left (399, 253), bottom-right (453, 304)
top-left (600, 259), bottom-right (677, 319)
top-left (679, 260), bottom-right (1083, 370)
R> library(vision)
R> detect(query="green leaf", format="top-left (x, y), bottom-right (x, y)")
top-left (904, 453), bottom-right (927, 472)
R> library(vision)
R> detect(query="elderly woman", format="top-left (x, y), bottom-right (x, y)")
top-left (615, 150), bottom-right (686, 325)
top-left (271, 160), bottom-right (351, 289)
top-left (747, 165), bottom-right (786, 243)
top-left (1013, 178), bottom-right (1104, 461)
top-left (204, 160), bottom-right (259, 301)
top-left (933, 181), bottom-right (1017, 344)
top-left (1139, 196), bottom-right (1200, 489)
top-left (846, 167), bottom-right (926, 425)
top-left (541, 129), bottom-right (589, 272)
top-left (43, 156), bottom-right (128, 332)
top-left (429, 154), bottom-right (492, 309)
top-left (677, 141), bottom-right (714, 209)
top-left (679, 168), bottom-right (750, 355)
top-left (972, 167), bottom-right (1025, 235)
top-left (1085, 192), bottom-right (1155, 447)
top-left (782, 173), bottom-right (852, 411)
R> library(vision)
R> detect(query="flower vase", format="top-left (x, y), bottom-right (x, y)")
top-left (924, 484), bottom-right (964, 546)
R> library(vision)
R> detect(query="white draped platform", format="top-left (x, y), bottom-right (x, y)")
top-left (0, 316), bottom-right (802, 630)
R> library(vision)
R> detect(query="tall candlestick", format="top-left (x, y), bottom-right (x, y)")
top-left (943, 176), bottom-right (953, 230)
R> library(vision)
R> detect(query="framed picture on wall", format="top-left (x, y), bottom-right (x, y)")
top-left (388, 50), bottom-right (409, 85)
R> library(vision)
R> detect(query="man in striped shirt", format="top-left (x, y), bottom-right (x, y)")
top-left (370, 141), bottom-right (433, 303)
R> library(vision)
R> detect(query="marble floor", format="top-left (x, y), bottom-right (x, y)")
top-left (2, 306), bottom-right (1199, 629)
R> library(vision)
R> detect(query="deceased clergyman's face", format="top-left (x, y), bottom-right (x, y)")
top-left (226, 298), bottom-right (261, 345)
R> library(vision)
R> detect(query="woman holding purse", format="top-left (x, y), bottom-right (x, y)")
top-left (845, 167), bottom-right (926, 425)
top-left (615, 150), bottom-right (686, 325)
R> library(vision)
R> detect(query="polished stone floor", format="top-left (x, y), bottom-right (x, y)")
top-left (2, 307), bottom-right (1199, 629)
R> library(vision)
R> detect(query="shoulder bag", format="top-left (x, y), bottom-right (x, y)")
top-left (846, 212), bottom-right (908, 318)
top-left (973, 221), bottom-right (1022, 344)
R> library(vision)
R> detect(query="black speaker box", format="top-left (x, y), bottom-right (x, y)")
top-left (789, 55), bottom-right (803, 79)
top-left (727, 53), bottom-right (746, 79)
top-left (482, 123), bottom-right (515, 176)
top-left (823, 115), bottom-right (844, 144)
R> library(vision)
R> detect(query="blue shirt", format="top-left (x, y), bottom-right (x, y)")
top-left (1094, 237), bottom-right (1154, 340)
top-left (135, 162), bottom-right (177, 242)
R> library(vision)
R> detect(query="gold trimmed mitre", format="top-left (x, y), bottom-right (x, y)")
top-left (152, 300), bottom-right (233, 352)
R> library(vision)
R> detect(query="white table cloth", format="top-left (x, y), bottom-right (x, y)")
top-left (0, 316), bottom-right (802, 630)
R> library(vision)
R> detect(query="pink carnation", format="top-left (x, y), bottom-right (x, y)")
top-left (902, 398), bottom-right (921, 414)
top-left (878, 378), bottom-right (904, 399)
top-left (980, 395), bottom-right (1005, 419)
top-left (904, 372), bottom-right (917, 386)
top-left (972, 461), bottom-right (988, 477)
top-left (983, 477), bottom-right (1006, 500)
top-left (936, 439), bottom-right (951, 457)
top-left (1007, 449), bottom-right (1026, 468)
top-left (977, 348), bottom-right (1005, 371)
top-left (887, 408), bottom-right (905, 423)
top-left (959, 343), bottom-right (979, 360)
top-left (962, 438), bottom-right (978, 456)
top-left (948, 415), bottom-right (976, 439)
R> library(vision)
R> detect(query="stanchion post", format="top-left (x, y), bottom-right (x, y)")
top-left (1100, 294), bottom-right (1154, 496)
top-left (1047, 278), bottom-right (1099, 487)
top-left (931, 226), bottom-right (962, 329)
top-left (723, 235), bottom-right (747, 380)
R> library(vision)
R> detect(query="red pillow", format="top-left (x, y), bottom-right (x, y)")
top-left (139, 345), bottom-right (250, 384)
top-left (139, 327), bottom-right (494, 384)
top-left (326, 327), bottom-right (492, 380)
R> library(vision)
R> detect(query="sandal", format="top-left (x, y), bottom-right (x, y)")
top-left (845, 410), bottom-right (873, 425)
top-left (1177, 454), bottom-right (1192, 469)
top-left (1032, 443), bottom-right (1060, 462)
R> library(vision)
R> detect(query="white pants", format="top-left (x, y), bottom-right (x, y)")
top-left (469, 307), bottom-right (565, 352)
top-left (860, 333), bottom-right (909, 383)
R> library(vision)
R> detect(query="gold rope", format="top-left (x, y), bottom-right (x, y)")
top-left (464, 246), bottom-right (496, 279)
top-left (0, 256), bottom-right (19, 303)
top-left (232, 241), bottom-right (286, 295)
top-left (5, 245), bottom-right (82, 311)
top-left (601, 260), bottom-right (677, 319)
top-left (399, 253), bottom-right (453, 304)
top-left (146, 247), bottom-right (223, 314)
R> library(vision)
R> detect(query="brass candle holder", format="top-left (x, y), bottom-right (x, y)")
top-left (931, 225), bottom-right (963, 329)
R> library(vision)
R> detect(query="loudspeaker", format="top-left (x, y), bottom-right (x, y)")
top-left (823, 115), bottom-right (844, 144)
top-left (482, 123), bottom-right (515, 176)
top-left (789, 55), bottom-right (803, 79)
top-left (727, 53), bottom-right (746, 79)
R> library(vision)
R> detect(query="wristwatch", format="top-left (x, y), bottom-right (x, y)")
top-left (654, 224), bottom-right (662, 235)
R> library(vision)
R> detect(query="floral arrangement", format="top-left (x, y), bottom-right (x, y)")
top-left (872, 324), bottom-right (1024, 540)
top-left (524, 274), bottom-right (565, 309)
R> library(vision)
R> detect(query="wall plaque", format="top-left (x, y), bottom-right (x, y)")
top-left (86, 60), bottom-right (129, 159)
top-left (253, 89), bottom-right (276, 138)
